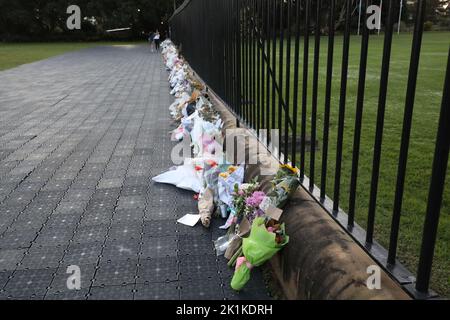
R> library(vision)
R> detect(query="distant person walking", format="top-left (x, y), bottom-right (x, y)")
top-left (154, 30), bottom-right (161, 52)
top-left (148, 31), bottom-right (155, 52)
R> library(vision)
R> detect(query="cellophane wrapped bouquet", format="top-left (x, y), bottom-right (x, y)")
top-left (230, 216), bottom-right (289, 291)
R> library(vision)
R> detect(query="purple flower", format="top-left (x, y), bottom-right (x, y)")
top-left (245, 191), bottom-right (266, 207)
top-left (255, 208), bottom-right (264, 217)
top-left (247, 208), bottom-right (265, 223)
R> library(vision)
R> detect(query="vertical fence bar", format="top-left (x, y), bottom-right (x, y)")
top-left (233, 0), bottom-right (236, 110)
top-left (278, 0), bottom-right (284, 159)
top-left (229, 0), bottom-right (233, 108)
top-left (266, 0), bottom-right (271, 141)
top-left (348, 0), bottom-right (370, 228)
top-left (261, 0), bottom-right (266, 134)
top-left (366, 0), bottom-right (395, 243)
top-left (284, 0), bottom-right (292, 162)
top-left (225, 0), bottom-right (229, 104)
top-left (247, 0), bottom-right (254, 126)
top-left (236, 0), bottom-right (242, 119)
top-left (320, 0), bottom-right (335, 200)
top-left (251, 0), bottom-right (259, 128)
top-left (291, 0), bottom-right (301, 167)
top-left (415, 48), bottom-right (450, 293)
top-left (388, 0), bottom-right (426, 264)
top-left (244, 0), bottom-right (251, 124)
top-left (256, 0), bottom-right (262, 133)
top-left (253, 0), bottom-right (258, 129)
top-left (233, 0), bottom-right (237, 111)
top-left (242, 0), bottom-right (246, 122)
top-left (309, 0), bottom-right (321, 190)
top-left (271, 0), bottom-right (277, 136)
top-left (332, 0), bottom-right (351, 213)
top-left (300, 0), bottom-right (310, 180)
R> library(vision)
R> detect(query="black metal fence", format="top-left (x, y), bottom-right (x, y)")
top-left (170, 0), bottom-right (450, 298)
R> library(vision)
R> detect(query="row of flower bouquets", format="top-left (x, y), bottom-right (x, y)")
top-left (153, 40), bottom-right (300, 291)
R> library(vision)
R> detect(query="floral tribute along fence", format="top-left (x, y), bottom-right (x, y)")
top-left (168, 0), bottom-right (450, 298)
top-left (153, 40), bottom-right (300, 290)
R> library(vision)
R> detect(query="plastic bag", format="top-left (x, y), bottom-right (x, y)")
top-left (151, 159), bottom-right (202, 193)
top-left (214, 234), bottom-right (235, 256)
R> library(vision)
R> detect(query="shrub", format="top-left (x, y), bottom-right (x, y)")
top-left (424, 21), bottom-right (433, 31)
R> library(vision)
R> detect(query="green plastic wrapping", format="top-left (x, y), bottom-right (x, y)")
top-left (230, 217), bottom-right (289, 290)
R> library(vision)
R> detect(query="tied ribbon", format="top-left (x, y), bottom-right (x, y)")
top-left (235, 257), bottom-right (253, 271)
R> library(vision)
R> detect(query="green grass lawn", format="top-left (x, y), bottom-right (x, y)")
top-left (249, 31), bottom-right (449, 296)
top-left (0, 41), bottom-right (146, 71)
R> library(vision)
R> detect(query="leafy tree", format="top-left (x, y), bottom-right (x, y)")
top-left (0, 0), bottom-right (175, 41)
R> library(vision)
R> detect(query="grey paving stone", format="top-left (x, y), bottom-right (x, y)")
top-left (17, 246), bottom-right (65, 270)
top-left (9, 215), bottom-right (47, 231)
top-left (101, 239), bottom-right (141, 262)
top-left (178, 235), bottom-right (215, 256)
top-left (88, 284), bottom-right (135, 300)
top-left (43, 214), bottom-right (80, 229)
top-left (140, 236), bottom-right (178, 259)
top-left (143, 220), bottom-right (177, 238)
top-left (0, 249), bottom-right (26, 271)
top-left (78, 212), bottom-right (112, 226)
top-left (2, 268), bottom-right (56, 298)
top-left (108, 224), bottom-right (142, 241)
top-left (137, 256), bottom-right (178, 284)
top-left (111, 209), bottom-right (144, 224)
top-left (0, 229), bottom-right (37, 249)
top-left (44, 289), bottom-right (89, 300)
top-left (97, 178), bottom-right (123, 189)
top-left (94, 259), bottom-right (138, 286)
top-left (179, 254), bottom-right (219, 281)
top-left (71, 225), bottom-right (108, 245)
top-left (0, 271), bottom-right (13, 289)
top-left (134, 282), bottom-right (179, 300)
top-left (63, 243), bottom-right (103, 265)
top-left (144, 206), bottom-right (178, 221)
top-left (179, 279), bottom-right (224, 300)
top-left (53, 201), bottom-right (86, 215)
top-left (117, 195), bottom-right (146, 210)
top-left (33, 227), bottom-right (74, 247)
top-left (176, 222), bottom-right (212, 237)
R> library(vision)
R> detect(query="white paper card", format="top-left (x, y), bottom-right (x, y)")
top-left (177, 214), bottom-right (201, 227)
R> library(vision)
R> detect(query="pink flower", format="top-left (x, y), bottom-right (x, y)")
top-left (245, 191), bottom-right (266, 207)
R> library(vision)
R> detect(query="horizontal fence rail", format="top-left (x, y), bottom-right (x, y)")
top-left (170, 0), bottom-right (450, 298)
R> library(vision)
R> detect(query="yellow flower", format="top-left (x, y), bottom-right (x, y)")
top-left (219, 172), bottom-right (229, 179)
top-left (281, 164), bottom-right (299, 175)
top-left (227, 166), bottom-right (238, 173)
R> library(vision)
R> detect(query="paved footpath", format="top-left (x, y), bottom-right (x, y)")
top-left (0, 45), bottom-right (270, 300)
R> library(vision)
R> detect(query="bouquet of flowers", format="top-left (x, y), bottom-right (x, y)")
top-left (267, 164), bottom-right (300, 209)
top-left (222, 180), bottom-right (259, 260)
top-left (218, 166), bottom-right (245, 210)
top-left (231, 180), bottom-right (260, 221)
top-left (230, 217), bottom-right (289, 291)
